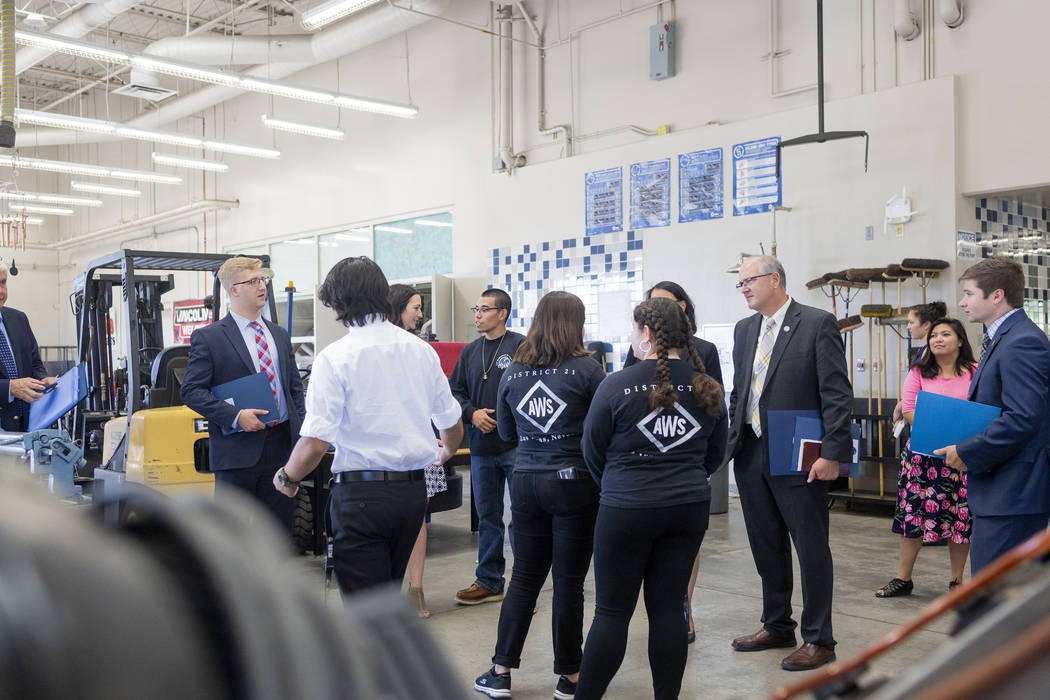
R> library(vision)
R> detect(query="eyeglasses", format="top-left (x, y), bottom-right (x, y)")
top-left (735, 273), bottom-right (774, 289)
top-left (232, 277), bottom-right (268, 289)
top-left (470, 305), bottom-right (506, 314)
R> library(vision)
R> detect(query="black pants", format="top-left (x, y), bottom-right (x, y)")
top-left (213, 421), bottom-right (294, 534)
top-left (734, 430), bottom-right (835, 646)
top-left (492, 469), bottom-right (599, 675)
top-left (328, 479), bottom-right (427, 597)
top-left (575, 501), bottom-right (709, 700)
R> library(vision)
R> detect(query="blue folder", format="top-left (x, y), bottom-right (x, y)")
top-left (767, 410), bottom-right (859, 476)
top-left (789, 416), bottom-right (861, 478)
top-left (909, 390), bottom-right (1001, 457)
top-left (211, 371), bottom-right (279, 432)
top-left (28, 364), bottom-right (89, 431)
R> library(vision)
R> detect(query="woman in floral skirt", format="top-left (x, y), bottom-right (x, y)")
top-left (876, 317), bottom-right (976, 598)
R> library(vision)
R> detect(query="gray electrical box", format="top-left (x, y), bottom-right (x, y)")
top-left (650, 21), bottom-right (675, 80)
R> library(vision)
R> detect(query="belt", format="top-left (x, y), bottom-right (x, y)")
top-left (264, 421), bottom-right (288, 437)
top-left (333, 469), bottom-right (426, 484)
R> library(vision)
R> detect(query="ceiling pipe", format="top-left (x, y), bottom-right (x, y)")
top-left (16, 0), bottom-right (449, 148)
top-left (893, 0), bottom-right (921, 40)
top-left (938, 0), bottom-right (964, 28)
top-left (514, 0), bottom-right (572, 158)
top-left (15, 0), bottom-right (142, 74)
top-left (48, 199), bottom-right (239, 250)
top-left (496, 4), bottom-right (524, 173)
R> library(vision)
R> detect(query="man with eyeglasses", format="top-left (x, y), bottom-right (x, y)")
top-left (449, 288), bottom-right (525, 605)
top-left (724, 255), bottom-right (853, 672)
top-left (182, 256), bottom-right (306, 535)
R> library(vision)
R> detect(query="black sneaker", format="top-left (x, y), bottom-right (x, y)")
top-left (553, 675), bottom-right (576, 700)
top-left (474, 668), bottom-right (511, 698)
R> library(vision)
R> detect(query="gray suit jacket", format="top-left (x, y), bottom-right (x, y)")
top-left (725, 300), bottom-right (854, 473)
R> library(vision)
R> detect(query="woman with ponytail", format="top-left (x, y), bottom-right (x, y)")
top-left (576, 298), bottom-right (727, 700)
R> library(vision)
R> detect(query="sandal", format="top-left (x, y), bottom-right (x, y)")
top-left (948, 579), bottom-right (961, 591)
top-left (875, 578), bottom-right (914, 598)
top-left (408, 587), bottom-right (430, 619)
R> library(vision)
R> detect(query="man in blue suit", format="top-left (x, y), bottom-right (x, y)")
top-left (181, 256), bottom-right (305, 532)
top-left (936, 257), bottom-right (1050, 573)
top-left (0, 262), bottom-right (57, 432)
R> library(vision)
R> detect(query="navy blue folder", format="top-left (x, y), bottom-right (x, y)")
top-left (211, 371), bottom-right (279, 432)
top-left (790, 415), bottom-right (861, 477)
top-left (28, 364), bottom-right (89, 431)
top-left (909, 390), bottom-right (1001, 457)
top-left (767, 409), bottom-right (820, 475)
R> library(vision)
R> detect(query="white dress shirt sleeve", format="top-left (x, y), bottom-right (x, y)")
top-left (299, 352), bottom-right (346, 443)
top-left (427, 350), bottom-right (463, 431)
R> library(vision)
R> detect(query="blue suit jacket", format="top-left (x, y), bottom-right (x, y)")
top-left (0, 306), bottom-right (48, 432)
top-left (180, 313), bottom-right (305, 471)
top-left (957, 310), bottom-right (1050, 516)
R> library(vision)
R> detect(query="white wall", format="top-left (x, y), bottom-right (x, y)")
top-left (5, 0), bottom-right (1045, 365)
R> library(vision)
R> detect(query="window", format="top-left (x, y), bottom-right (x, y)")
top-left (374, 212), bottom-right (452, 280)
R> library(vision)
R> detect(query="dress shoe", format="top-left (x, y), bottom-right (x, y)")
top-left (781, 643), bottom-right (836, 671)
top-left (456, 582), bottom-right (504, 606)
top-left (731, 628), bottom-right (797, 652)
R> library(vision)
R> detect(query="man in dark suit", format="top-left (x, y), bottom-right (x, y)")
top-left (0, 262), bottom-right (57, 432)
top-left (181, 256), bottom-right (305, 532)
top-left (934, 257), bottom-right (1050, 573)
top-left (725, 256), bottom-right (853, 672)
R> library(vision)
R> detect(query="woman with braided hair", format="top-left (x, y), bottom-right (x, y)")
top-left (576, 298), bottom-right (727, 700)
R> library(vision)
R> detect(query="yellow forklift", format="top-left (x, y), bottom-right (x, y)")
top-left (72, 250), bottom-right (319, 551)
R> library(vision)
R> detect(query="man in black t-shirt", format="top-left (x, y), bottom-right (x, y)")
top-left (449, 288), bottom-right (525, 605)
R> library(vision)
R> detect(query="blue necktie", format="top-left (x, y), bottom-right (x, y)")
top-left (0, 321), bottom-right (19, 381)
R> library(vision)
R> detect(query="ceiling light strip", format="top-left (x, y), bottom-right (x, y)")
top-left (0, 191), bottom-right (103, 207)
top-left (14, 29), bottom-right (418, 119)
top-left (71, 181), bottom-right (143, 197)
top-left (261, 114), bottom-right (345, 140)
top-left (6, 203), bottom-right (75, 216)
top-left (16, 109), bottom-right (280, 159)
top-left (152, 153), bottom-right (229, 172)
top-left (0, 154), bottom-right (183, 184)
top-left (301, 0), bottom-right (384, 31)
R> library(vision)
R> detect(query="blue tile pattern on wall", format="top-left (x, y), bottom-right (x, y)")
top-left (973, 198), bottom-right (1050, 334)
top-left (490, 230), bottom-right (646, 369)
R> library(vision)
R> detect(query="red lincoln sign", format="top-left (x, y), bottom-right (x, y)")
top-left (173, 299), bottom-right (212, 344)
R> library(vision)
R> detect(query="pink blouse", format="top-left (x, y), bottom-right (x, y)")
top-left (900, 365), bottom-right (977, 414)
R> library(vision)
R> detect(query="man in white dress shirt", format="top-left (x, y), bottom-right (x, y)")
top-left (273, 256), bottom-right (464, 596)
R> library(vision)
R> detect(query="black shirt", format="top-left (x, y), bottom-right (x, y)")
top-left (449, 330), bottom-right (526, 455)
top-left (583, 359), bottom-right (728, 508)
top-left (496, 356), bottom-right (606, 472)
top-left (623, 336), bottom-right (724, 387)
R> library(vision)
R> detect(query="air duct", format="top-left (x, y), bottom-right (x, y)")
top-left (15, 0), bottom-right (141, 74)
top-left (16, 0), bottom-right (449, 148)
top-left (893, 0), bottom-right (921, 41)
top-left (938, 0), bottom-right (964, 28)
top-left (0, 0), bottom-right (15, 148)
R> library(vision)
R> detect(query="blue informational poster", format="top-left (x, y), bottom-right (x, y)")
top-left (629, 158), bottom-right (671, 229)
top-left (584, 167), bottom-right (623, 235)
top-left (732, 136), bottom-right (782, 216)
top-left (678, 147), bottom-right (723, 222)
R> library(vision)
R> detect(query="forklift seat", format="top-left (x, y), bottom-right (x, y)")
top-left (148, 345), bottom-right (191, 409)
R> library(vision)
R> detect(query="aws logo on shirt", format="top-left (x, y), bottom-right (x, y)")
top-left (515, 380), bottom-right (567, 433)
top-left (636, 402), bottom-right (701, 453)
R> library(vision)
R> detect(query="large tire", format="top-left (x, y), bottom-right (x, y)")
top-left (292, 487), bottom-right (313, 555)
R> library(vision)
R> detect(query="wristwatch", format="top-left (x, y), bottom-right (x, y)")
top-left (276, 467), bottom-right (300, 488)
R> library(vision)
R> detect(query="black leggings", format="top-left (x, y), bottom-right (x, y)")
top-left (575, 501), bottom-right (709, 700)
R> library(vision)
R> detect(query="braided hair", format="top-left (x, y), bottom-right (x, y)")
top-left (633, 298), bottom-right (723, 415)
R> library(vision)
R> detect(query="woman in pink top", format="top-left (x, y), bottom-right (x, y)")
top-left (876, 317), bottom-right (976, 598)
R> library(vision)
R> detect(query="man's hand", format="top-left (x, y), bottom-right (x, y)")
top-left (237, 408), bottom-right (269, 432)
top-left (472, 408), bottom-right (497, 433)
top-left (807, 457), bottom-right (841, 483)
top-left (10, 377), bottom-right (46, 402)
top-left (435, 438), bottom-right (455, 466)
top-left (933, 445), bottom-right (967, 472)
top-left (272, 469), bottom-right (299, 498)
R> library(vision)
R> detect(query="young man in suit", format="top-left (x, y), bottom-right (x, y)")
top-left (725, 256), bottom-right (853, 672)
top-left (935, 257), bottom-right (1050, 573)
top-left (0, 262), bottom-right (57, 431)
top-left (181, 256), bottom-right (306, 532)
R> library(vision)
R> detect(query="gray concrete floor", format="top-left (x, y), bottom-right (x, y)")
top-left (294, 478), bottom-right (961, 699)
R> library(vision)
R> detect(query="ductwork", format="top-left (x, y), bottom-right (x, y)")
top-left (15, 0), bottom-right (141, 74)
top-left (48, 199), bottom-right (239, 250)
top-left (938, 0), bottom-right (964, 29)
top-left (893, 0), bottom-right (921, 41)
top-left (16, 0), bottom-right (449, 148)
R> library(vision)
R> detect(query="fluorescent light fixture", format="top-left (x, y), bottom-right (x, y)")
top-left (71, 181), bottom-right (143, 197)
top-left (0, 191), bottom-right (102, 207)
top-left (0, 216), bottom-right (44, 225)
top-left (414, 218), bottom-right (453, 228)
top-left (16, 109), bottom-right (279, 159)
top-left (152, 152), bottom-right (229, 172)
top-left (375, 225), bottom-right (412, 234)
top-left (14, 29), bottom-right (418, 119)
top-left (302, 0), bottom-right (384, 31)
top-left (0, 153), bottom-right (181, 185)
top-left (7, 203), bottom-right (74, 216)
top-left (261, 114), bottom-right (345, 140)
top-left (109, 169), bottom-right (183, 184)
top-left (130, 55), bottom-right (240, 86)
